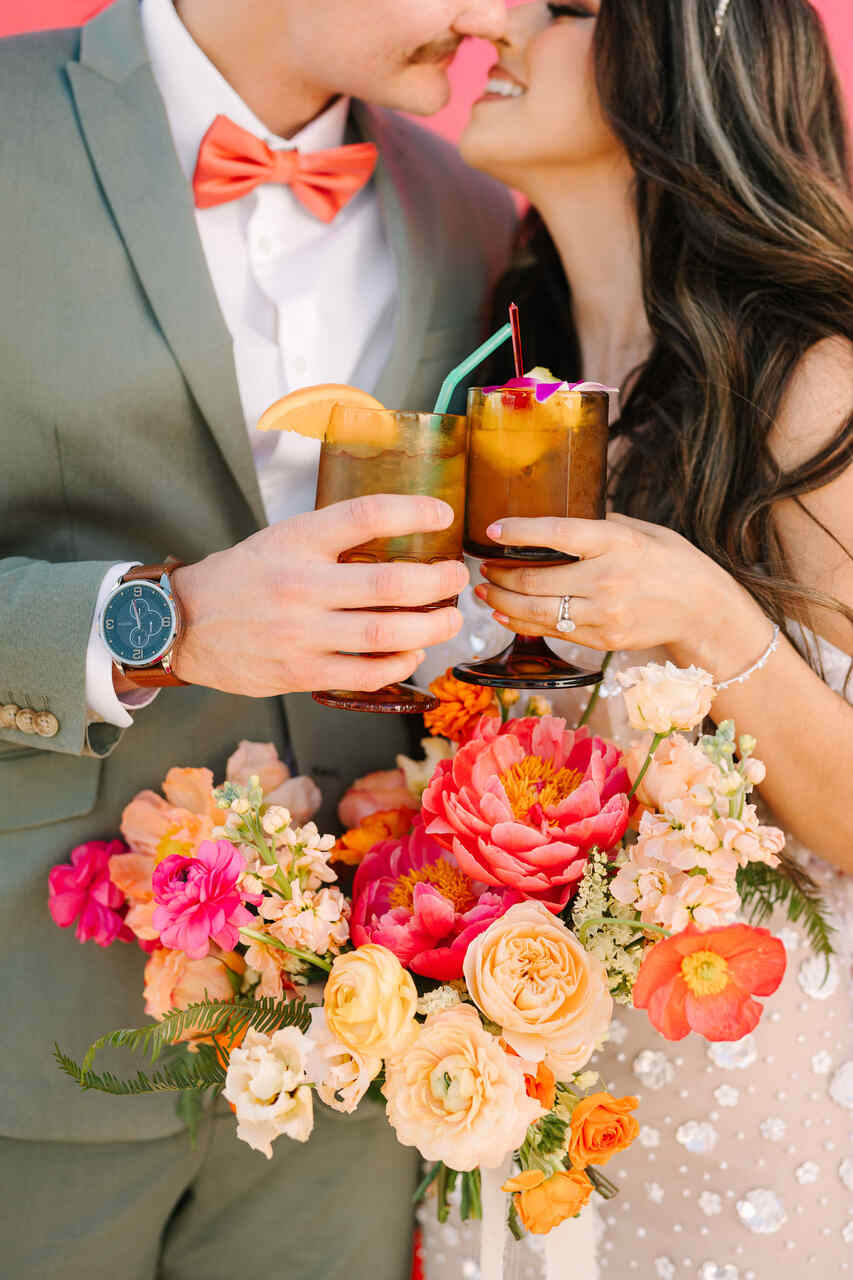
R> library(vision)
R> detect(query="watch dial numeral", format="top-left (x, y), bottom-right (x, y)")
top-left (105, 618), bottom-right (114, 630)
top-left (133, 648), bottom-right (144, 661)
top-left (133, 585), bottom-right (143, 597)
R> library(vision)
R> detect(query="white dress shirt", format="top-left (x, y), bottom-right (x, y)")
top-left (86, 0), bottom-right (397, 727)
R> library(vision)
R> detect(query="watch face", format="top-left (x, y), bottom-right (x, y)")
top-left (101, 581), bottom-right (176, 667)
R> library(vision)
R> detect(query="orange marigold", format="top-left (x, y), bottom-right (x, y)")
top-left (423, 669), bottom-right (499, 744)
top-left (332, 807), bottom-right (418, 867)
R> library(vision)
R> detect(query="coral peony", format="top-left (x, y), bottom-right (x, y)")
top-left (383, 1004), bottom-right (542, 1170)
top-left (338, 768), bottom-right (415, 828)
top-left (48, 840), bottom-right (133, 947)
top-left (502, 1168), bottom-right (593, 1234)
top-left (422, 715), bottom-right (630, 909)
top-left (324, 944), bottom-right (418, 1059)
top-left (423, 669), bottom-right (500, 744)
top-left (633, 922), bottom-right (786, 1041)
top-left (463, 901), bottom-right (613, 1077)
top-left (143, 945), bottom-right (242, 1029)
top-left (120, 790), bottom-right (215, 864)
top-left (152, 840), bottom-right (259, 960)
top-left (616, 662), bottom-right (714, 735)
top-left (223, 1027), bottom-right (314, 1157)
top-left (351, 818), bottom-right (522, 980)
top-left (333, 806), bottom-right (417, 867)
top-left (226, 740), bottom-right (290, 794)
top-left (568, 1091), bottom-right (639, 1169)
top-left (162, 767), bottom-right (223, 822)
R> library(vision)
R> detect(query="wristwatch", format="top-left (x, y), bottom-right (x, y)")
top-left (99, 557), bottom-right (187, 687)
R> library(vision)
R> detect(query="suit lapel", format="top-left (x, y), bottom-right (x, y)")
top-left (352, 103), bottom-right (438, 411)
top-left (67, 0), bottom-right (266, 526)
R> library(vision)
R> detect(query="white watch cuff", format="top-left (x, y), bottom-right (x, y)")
top-left (85, 563), bottom-right (161, 728)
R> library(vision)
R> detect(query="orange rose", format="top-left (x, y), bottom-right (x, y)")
top-left (423, 670), bottom-right (499, 743)
top-left (525, 1059), bottom-right (557, 1112)
top-left (568, 1091), bottom-right (640, 1169)
top-left (332, 807), bottom-right (417, 867)
top-left (502, 1168), bottom-right (593, 1235)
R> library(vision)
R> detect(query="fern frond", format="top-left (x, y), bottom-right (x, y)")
top-left (737, 859), bottom-right (835, 966)
top-left (54, 995), bottom-right (314, 1097)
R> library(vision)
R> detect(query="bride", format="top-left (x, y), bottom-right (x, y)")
top-left (422, 0), bottom-right (853, 1275)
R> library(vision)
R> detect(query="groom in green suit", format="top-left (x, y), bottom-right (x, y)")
top-left (0, 0), bottom-right (514, 1274)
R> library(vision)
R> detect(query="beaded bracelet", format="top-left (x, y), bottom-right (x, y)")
top-left (714, 623), bottom-right (781, 691)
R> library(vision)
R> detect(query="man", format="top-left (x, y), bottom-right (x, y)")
top-left (0, 0), bottom-right (514, 1275)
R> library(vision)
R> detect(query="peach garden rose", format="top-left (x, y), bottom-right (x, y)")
top-left (382, 1004), bottom-right (542, 1170)
top-left (463, 901), bottom-right (613, 1077)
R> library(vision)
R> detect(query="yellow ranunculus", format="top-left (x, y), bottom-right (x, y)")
top-left (324, 944), bottom-right (418, 1059)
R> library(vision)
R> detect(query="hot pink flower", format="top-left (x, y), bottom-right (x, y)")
top-left (48, 840), bottom-right (133, 947)
top-left (422, 716), bottom-right (630, 910)
top-left (338, 768), bottom-right (414, 828)
top-left (352, 819), bottom-right (522, 980)
top-left (152, 840), bottom-right (260, 960)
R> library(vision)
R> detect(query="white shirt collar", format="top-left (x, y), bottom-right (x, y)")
top-left (140, 0), bottom-right (351, 182)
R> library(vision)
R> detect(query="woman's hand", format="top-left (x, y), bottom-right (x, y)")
top-left (476, 513), bottom-right (765, 664)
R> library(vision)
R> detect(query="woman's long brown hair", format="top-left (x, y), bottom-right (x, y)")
top-left (491, 0), bottom-right (853, 665)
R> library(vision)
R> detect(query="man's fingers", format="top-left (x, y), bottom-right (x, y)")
top-left (326, 605), bottom-right (463, 655)
top-left (484, 516), bottom-right (631, 560)
top-left (284, 494), bottom-right (455, 558)
top-left (327, 558), bottom-right (469, 609)
top-left (320, 650), bottom-right (430, 693)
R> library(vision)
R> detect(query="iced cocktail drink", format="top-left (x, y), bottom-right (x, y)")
top-left (465, 386), bottom-right (609, 560)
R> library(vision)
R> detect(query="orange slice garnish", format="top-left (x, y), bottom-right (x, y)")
top-left (256, 384), bottom-right (386, 440)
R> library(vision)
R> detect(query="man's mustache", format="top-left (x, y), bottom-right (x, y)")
top-left (408, 36), bottom-right (463, 66)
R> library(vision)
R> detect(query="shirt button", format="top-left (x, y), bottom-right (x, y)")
top-left (0, 703), bottom-right (19, 729)
top-left (15, 708), bottom-right (36, 734)
top-left (35, 711), bottom-right (60, 738)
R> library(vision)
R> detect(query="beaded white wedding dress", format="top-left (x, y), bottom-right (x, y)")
top-left (419, 596), bottom-right (853, 1280)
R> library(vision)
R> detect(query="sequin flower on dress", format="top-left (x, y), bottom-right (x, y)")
top-left (48, 664), bottom-right (831, 1258)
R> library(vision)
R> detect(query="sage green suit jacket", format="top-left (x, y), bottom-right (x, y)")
top-left (0, 0), bottom-right (515, 1141)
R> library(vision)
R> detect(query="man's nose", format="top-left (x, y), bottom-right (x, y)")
top-left (452, 0), bottom-right (507, 43)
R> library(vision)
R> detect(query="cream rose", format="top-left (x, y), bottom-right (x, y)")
top-left (616, 661), bottom-right (714, 734)
top-left (305, 1007), bottom-right (381, 1113)
top-left (324, 944), bottom-right (418, 1059)
top-left (223, 1026), bottom-right (314, 1158)
top-left (463, 901), bottom-right (612, 1077)
top-left (382, 1004), bottom-right (542, 1170)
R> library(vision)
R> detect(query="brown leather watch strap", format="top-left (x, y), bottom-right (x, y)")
top-left (120, 557), bottom-right (188, 688)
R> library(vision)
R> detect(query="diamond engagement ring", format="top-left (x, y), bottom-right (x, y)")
top-left (555, 595), bottom-right (576, 634)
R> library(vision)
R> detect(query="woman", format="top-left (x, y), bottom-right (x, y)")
top-left (423, 1), bottom-right (853, 1274)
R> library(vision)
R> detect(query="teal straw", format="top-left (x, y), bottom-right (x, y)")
top-left (432, 322), bottom-right (513, 414)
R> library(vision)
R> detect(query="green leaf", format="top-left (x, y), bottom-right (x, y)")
top-left (736, 858), bottom-right (835, 970)
top-left (54, 995), bottom-right (313, 1097)
top-left (413, 1162), bottom-right (442, 1205)
top-left (176, 1086), bottom-right (210, 1147)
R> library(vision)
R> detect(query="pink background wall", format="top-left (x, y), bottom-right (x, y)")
top-left (2, 0), bottom-right (851, 143)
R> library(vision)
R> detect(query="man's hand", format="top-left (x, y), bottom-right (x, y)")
top-left (169, 494), bottom-right (469, 696)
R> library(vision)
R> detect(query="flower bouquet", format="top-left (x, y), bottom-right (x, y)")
top-left (52, 663), bottom-right (831, 1249)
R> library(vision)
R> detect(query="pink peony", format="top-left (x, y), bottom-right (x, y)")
top-left (352, 819), bottom-right (522, 980)
top-left (152, 840), bottom-right (260, 960)
top-left (48, 839), bottom-right (133, 947)
top-left (422, 716), bottom-right (630, 910)
top-left (338, 768), bottom-right (414, 828)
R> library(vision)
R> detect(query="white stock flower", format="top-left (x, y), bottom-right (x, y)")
top-left (616, 661), bottom-right (714, 734)
top-left (223, 1027), bottom-right (314, 1157)
top-left (305, 1007), bottom-right (381, 1113)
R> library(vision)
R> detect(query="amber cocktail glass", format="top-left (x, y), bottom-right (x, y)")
top-left (453, 385), bottom-right (608, 690)
top-left (313, 405), bottom-right (468, 713)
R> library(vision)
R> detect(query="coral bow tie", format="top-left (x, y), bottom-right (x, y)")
top-left (192, 115), bottom-right (378, 223)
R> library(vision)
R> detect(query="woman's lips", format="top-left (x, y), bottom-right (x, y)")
top-left (476, 66), bottom-right (527, 104)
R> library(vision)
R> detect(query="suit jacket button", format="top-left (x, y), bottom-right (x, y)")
top-left (15, 708), bottom-right (36, 734)
top-left (0, 703), bottom-right (19, 729)
top-left (35, 711), bottom-right (60, 738)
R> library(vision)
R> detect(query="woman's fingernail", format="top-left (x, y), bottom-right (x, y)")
top-left (493, 611), bottom-right (510, 625)
top-left (474, 584), bottom-right (487, 600)
top-left (486, 522), bottom-right (503, 540)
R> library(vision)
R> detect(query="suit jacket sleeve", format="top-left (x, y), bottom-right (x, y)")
top-left (0, 556), bottom-right (125, 757)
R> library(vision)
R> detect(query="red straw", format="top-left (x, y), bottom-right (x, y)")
top-left (509, 302), bottom-right (524, 377)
